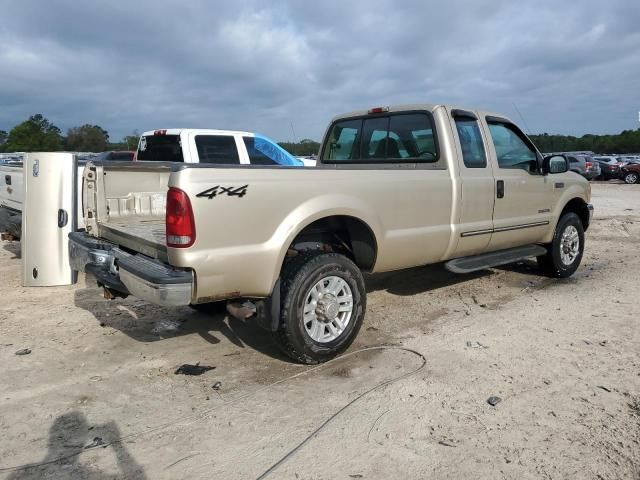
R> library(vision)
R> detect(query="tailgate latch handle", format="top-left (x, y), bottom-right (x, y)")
top-left (57, 209), bottom-right (68, 228)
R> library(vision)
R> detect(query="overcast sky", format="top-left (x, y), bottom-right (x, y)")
top-left (1, 0), bottom-right (639, 142)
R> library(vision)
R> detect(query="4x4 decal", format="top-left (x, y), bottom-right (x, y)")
top-left (196, 185), bottom-right (248, 199)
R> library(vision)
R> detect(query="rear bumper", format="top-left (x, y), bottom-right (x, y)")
top-left (587, 203), bottom-right (594, 222)
top-left (69, 231), bottom-right (193, 307)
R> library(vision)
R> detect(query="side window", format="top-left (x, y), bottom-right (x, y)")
top-left (454, 118), bottom-right (487, 168)
top-left (243, 136), bottom-right (277, 165)
top-left (569, 156), bottom-right (579, 164)
top-left (195, 135), bottom-right (239, 164)
top-left (243, 136), bottom-right (301, 166)
top-left (323, 119), bottom-right (361, 161)
top-left (487, 122), bottom-right (538, 173)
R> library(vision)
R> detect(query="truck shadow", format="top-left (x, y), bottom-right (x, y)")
top-left (2, 239), bottom-right (21, 259)
top-left (73, 278), bottom-right (286, 362)
top-left (4, 411), bottom-right (146, 479)
top-left (365, 262), bottom-right (492, 295)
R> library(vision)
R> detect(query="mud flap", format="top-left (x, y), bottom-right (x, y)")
top-left (255, 278), bottom-right (281, 331)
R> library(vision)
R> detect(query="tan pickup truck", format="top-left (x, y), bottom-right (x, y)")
top-left (69, 104), bottom-right (593, 363)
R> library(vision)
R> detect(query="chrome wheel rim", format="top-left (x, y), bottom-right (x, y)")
top-left (303, 276), bottom-right (353, 343)
top-left (625, 173), bottom-right (638, 184)
top-left (560, 225), bottom-right (580, 266)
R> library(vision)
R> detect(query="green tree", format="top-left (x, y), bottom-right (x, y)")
top-left (66, 124), bottom-right (110, 152)
top-left (529, 129), bottom-right (640, 154)
top-left (279, 138), bottom-right (320, 156)
top-left (3, 114), bottom-right (63, 152)
top-left (122, 130), bottom-right (140, 150)
top-left (0, 130), bottom-right (7, 146)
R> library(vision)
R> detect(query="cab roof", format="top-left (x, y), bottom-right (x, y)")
top-left (141, 128), bottom-right (254, 137)
top-left (330, 103), bottom-right (516, 125)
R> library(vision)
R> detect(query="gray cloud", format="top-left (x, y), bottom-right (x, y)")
top-left (1, 0), bottom-right (639, 142)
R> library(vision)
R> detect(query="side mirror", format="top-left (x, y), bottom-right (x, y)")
top-left (543, 155), bottom-right (568, 174)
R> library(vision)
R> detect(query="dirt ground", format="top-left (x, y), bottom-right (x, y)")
top-left (0, 182), bottom-right (638, 480)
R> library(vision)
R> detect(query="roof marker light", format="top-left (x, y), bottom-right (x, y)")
top-left (368, 106), bottom-right (389, 114)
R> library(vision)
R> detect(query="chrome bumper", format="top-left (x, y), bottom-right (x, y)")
top-left (68, 232), bottom-right (193, 307)
top-left (587, 203), bottom-right (594, 221)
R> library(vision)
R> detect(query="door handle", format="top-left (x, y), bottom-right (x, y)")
top-left (496, 180), bottom-right (504, 199)
top-left (57, 209), bottom-right (68, 228)
top-left (5, 175), bottom-right (10, 185)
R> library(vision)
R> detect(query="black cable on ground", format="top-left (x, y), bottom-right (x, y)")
top-left (0, 346), bottom-right (426, 476)
top-left (255, 346), bottom-right (426, 479)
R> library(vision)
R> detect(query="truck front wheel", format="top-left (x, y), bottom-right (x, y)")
top-left (537, 212), bottom-right (584, 278)
top-left (274, 252), bottom-right (366, 364)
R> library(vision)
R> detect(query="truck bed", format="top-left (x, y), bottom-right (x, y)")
top-left (84, 162), bottom-right (172, 261)
top-left (99, 219), bottom-right (167, 261)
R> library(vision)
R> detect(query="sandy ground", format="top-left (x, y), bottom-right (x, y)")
top-left (0, 182), bottom-right (638, 480)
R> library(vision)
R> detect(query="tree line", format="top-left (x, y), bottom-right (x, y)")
top-left (525, 130), bottom-right (640, 154)
top-left (0, 113), bottom-right (320, 156)
top-left (0, 114), bottom-right (138, 153)
top-left (3, 113), bottom-right (638, 156)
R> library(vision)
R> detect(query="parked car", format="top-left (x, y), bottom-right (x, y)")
top-left (92, 151), bottom-right (135, 161)
top-left (136, 129), bottom-right (304, 166)
top-left (618, 156), bottom-right (640, 167)
top-left (593, 156), bottom-right (620, 180)
top-left (567, 154), bottom-right (600, 180)
top-left (69, 103), bottom-right (592, 364)
top-left (620, 162), bottom-right (640, 184)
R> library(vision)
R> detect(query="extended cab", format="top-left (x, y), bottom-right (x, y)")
top-left (69, 104), bottom-right (593, 364)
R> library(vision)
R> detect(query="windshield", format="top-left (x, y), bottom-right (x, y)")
top-left (136, 135), bottom-right (184, 162)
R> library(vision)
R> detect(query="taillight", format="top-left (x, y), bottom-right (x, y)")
top-left (585, 161), bottom-right (592, 168)
top-left (166, 187), bottom-right (195, 248)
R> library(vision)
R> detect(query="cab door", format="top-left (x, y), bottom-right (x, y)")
top-left (481, 117), bottom-right (553, 250)
top-left (450, 109), bottom-right (496, 257)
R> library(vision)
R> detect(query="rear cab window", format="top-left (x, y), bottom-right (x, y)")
top-left (137, 134), bottom-right (184, 162)
top-left (321, 111), bottom-right (440, 164)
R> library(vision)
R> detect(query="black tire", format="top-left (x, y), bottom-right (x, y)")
top-left (273, 252), bottom-right (366, 364)
top-left (624, 172), bottom-right (639, 184)
top-left (537, 212), bottom-right (584, 278)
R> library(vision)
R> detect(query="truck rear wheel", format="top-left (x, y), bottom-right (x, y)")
top-left (273, 252), bottom-right (366, 364)
top-left (537, 212), bottom-right (584, 278)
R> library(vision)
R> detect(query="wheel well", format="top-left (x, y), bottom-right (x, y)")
top-left (561, 198), bottom-right (590, 231)
top-left (287, 216), bottom-right (377, 271)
